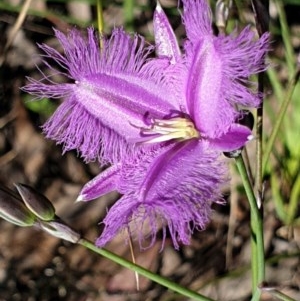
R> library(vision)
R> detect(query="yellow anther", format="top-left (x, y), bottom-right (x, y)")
top-left (140, 117), bottom-right (200, 144)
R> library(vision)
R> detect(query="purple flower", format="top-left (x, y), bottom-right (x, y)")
top-left (24, 0), bottom-right (269, 249)
top-left (79, 0), bottom-right (268, 249)
top-left (23, 27), bottom-right (176, 164)
top-left (152, 0), bottom-right (269, 141)
top-left (80, 142), bottom-right (227, 250)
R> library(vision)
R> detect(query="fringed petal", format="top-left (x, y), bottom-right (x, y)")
top-left (96, 194), bottom-right (208, 250)
top-left (182, 0), bottom-right (213, 42)
top-left (24, 27), bottom-right (182, 162)
top-left (182, 2), bottom-right (269, 139)
top-left (140, 141), bottom-right (226, 205)
top-left (73, 73), bottom-right (177, 142)
top-left (97, 141), bottom-right (226, 250)
top-left (42, 96), bottom-right (135, 163)
top-left (22, 79), bottom-right (72, 99)
top-left (141, 56), bottom-right (188, 109)
top-left (215, 27), bottom-right (269, 107)
top-left (50, 28), bottom-right (101, 79)
top-left (185, 38), bottom-right (237, 138)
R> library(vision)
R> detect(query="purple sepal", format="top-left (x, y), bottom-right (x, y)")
top-left (153, 1), bottom-right (181, 63)
top-left (77, 164), bottom-right (121, 202)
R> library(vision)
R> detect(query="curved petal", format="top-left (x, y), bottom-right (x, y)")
top-left (142, 141), bottom-right (226, 204)
top-left (97, 141), bottom-right (227, 249)
top-left (184, 28), bottom-right (268, 139)
top-left (24, 27), bottom-right (179, 163)
top-left (181, 0), bottom-right (269, 138)
top-left (96, 193), bottom-right (202, 250)
top-left (208, 123), bottom-right (253, 152)
top-left (74, 72), bottom-right (176, 140)
top-left (185, 39), bottom-right (236, 137)
top-left (77, 164), bottom-right (121, 202)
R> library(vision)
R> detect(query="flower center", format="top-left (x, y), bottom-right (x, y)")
top-left (140, 117), bottom-right (200, 144)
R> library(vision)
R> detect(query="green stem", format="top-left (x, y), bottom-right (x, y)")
top-left (235, 155), bottom-right (265, 299)
top-left (255, 74), bottom-right (264, 199)
top-left (262, 67), bottom-right (300, 175)
top-left (96, 0), bottom-right (104, 35)
top-left (78, 238), bottom-right (215, 301)
top-left (250, 0), bottom-right (269, 228)
top-left (250, 228), bottom-right (258, 292)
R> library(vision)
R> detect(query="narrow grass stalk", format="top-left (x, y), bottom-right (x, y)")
top-left (250, 225), bottom-right (258, 292)
top-left (267, 67), bottom-right (284, 101)
top-left (287, 172), bottom-right (300, 223)
top-left (275, 0), bottom-right (296, 75)
top-left (96, 0), bottom-right (104, 38)
top-left (262, 67), bottom-right (300, 174)
top-left (268, 289), bottom-right (297, 301)
top-left (78, 238), bottom-right (215, 301)
top-left (0, 0), bottom-right (32, 67)
top-left (270, 174), bottom-right (288, 223)
top-left (251, 0), bottom-right (269, 210)
top-left (0, 2), bottom-right (89, 28)
top-left (235, 155), bottom-right (265, 300)
top-left (255, 76), bottom-right (264, 202)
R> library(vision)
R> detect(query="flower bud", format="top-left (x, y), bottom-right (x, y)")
top-left (0, 186), bottom-right (36, 227)
top-left (14, 183), bottom-right (55, 221)
top-left (38, 218), bottom-right (80, 243)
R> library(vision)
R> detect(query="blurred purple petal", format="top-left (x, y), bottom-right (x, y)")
top-left (214, 27), bottom-right (269, 108)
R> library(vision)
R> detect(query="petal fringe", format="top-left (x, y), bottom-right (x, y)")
top-left (216, 27), bottom-right (270, 107)
top-left (182, 0), bottom-right (213, 42)
top-left (42, 96), bottom-right (135, 163)
top-left (24, 27), bottom-right (181, 163)
top-left (97, 141), bottom-right (227, 250)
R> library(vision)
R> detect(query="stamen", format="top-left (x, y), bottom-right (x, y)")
top-left (140, 117), bottom-right (200, 144)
